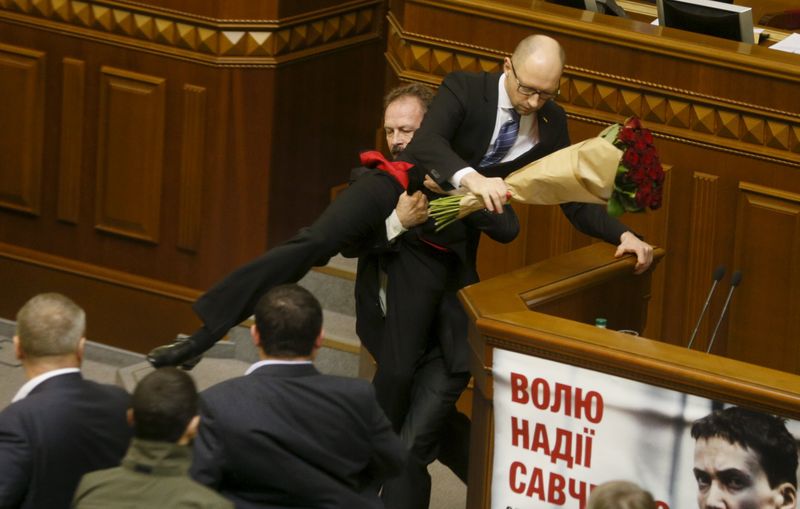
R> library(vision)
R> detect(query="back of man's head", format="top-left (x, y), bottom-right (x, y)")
top-left (254, 284), bottom-right (322, 358)
top-left (691, 406), bottom-right (798, 488)
top-left (132, 367), bottom-right (198, 442)
top-left (16, 292), bottom-right (85, 358)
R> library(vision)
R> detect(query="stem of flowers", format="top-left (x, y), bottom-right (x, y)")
top-left (428, 195), bottom-right (465, 230)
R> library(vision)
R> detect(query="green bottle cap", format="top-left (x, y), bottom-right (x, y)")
top-left (595, 318), bottom-right (608, 328)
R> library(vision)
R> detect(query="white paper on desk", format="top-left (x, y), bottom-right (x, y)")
top-left (769, 32), bottom-right (800, 54)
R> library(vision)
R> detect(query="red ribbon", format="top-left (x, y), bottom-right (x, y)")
top-left (359, 151), bottom-right (413, 189)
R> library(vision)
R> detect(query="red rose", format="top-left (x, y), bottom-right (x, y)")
top-left (624, 117), bottom-right (642, 130)
top-left (619, 127), bottom-right (636, 145)
top-left (623, 149), bottom-right (640, 168)
top-left (641, 151), bottom-right (656, 168)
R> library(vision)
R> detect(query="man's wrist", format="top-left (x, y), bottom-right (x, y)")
top-left (386, 210), bottom-right (407, 241)
top-left (451, 167), bottom-right (477, 189)
top-left (620, 230), bottom-right (643, 243)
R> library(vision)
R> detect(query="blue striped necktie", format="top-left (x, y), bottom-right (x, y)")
top-left (479, 109), bottom-right (520, 167)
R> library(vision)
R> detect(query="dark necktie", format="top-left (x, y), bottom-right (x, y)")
top-left (479, 109), bottom-right (520, 167)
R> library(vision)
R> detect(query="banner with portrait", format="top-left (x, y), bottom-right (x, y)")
top-left (491, 348), bottom-right (800, 509)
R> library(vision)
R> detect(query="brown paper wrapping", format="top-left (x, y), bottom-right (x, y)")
top-left (456, 137), bottom-right (623, 218)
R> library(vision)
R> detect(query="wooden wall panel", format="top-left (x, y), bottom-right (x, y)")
top-left (57, 57), bottom-right (85, 223)
top-left (95, 66), bottom-right (165, 243)
top-left (0, 0), bottom-right (386, 350)
top-left (176, 84), bottom-right (206, 252)
top-left (728, 184), bottom-right (800, 372)
top-left (0, 0), bottom-right (383, 66)
top-left (683, 172), bottom-right (720, 351)
top-left (0, 43), bottom-right (44, 215)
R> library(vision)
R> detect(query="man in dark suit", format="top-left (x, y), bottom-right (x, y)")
top-left (350, 84), bottom-right (510, 507)
top-left (146, 91), bottom-right (434, 370)
top-left (372, 34), bottom-right (655, 509)
top-left (190, 284), bottom-right (407, 509)
top-left (0, 293), bottom-right (131, 509)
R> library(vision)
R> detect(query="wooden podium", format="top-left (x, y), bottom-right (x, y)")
top-left (459, 244), bottom-right (800, 508)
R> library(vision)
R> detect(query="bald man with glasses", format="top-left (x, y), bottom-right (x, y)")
top-left (378, 34), bottom-right (654, 509)
top-left (399, 34), bottom-right (652, 272)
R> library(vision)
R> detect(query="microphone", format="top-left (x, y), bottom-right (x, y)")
top-left (687, 265), bottom-right (726, 349)
top-left (706, 270), bottom-right (743, 354)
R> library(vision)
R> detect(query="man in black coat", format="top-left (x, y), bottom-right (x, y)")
top-left (0, 293), bottom-right (131, 509)
top-left (190, 284), bottom-right (406, 509)
top-left (374, 34), bottom-right (654, 509)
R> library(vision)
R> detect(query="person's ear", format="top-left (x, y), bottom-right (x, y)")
top-left (250, 324), bottom-right (261, 347)
top-left (775, 483), bottom-right (796, 509)
top-left (308, 331), bottom-right (324, 360)
top-left (503, 57), bottom-right (512, 75)
top-left (76, 337), bottom-right (86, 363)
top-left (13, 335), bottom-right (23, 361)
top-left (126, 408), bottom-right (135, 427)
top-left (179, 415), bottom-right (200, 445)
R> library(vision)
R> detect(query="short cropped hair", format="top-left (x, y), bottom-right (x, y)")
top-left (15, 293), bottom-right (86, 357)
top-left (254, 284), bottom-right (322, 358)
top-left (587, 480), bottom-right (656, 509)
top-left (383, 82), bottom-right (435, 111)
top-left (691, 406), bottom-right (799, 488)
top-left (132, 367), bottom-right (198, 442)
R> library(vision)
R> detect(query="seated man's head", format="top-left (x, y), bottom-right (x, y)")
top-left (14, 293), bottom-right (86, 375)
top-left (691, 406), bottom-right (798, 509)
top-left (131, 367), bottom-right (199, 445)
top-left (383, 83), bottom-right (434, 158)
top-left (252, 284), bottom-right (323, 360)
top-left (586, 480), bottom-right (656, 509)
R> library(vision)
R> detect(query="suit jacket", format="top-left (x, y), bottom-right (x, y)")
top-left (359, 72), bottom-right (628, 373)
top-left (0, 373), bottom-right (132, 509)
top-left (191, 363), bottom-right (406, 509)
top-left (400, 71), bottom-right (571, 184)
top-left (402, 71), bottom-right (628, 246)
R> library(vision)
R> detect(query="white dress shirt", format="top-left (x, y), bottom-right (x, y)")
top-left (12, 367), bottom-right (81, 402)
top-left (450, 73), bottom-right (540, 188)
top-left (245, 358), bottom-right (313, 375)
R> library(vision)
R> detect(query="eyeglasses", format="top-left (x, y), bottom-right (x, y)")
top-left (509, 60), bottom-right (559, 101)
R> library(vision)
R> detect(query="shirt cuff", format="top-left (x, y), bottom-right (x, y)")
top-left (451, 167), bottom-right (477, 189)
top-left (385, 209), bottom-right (407, 242)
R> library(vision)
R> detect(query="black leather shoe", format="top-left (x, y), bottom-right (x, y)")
top-left (147, 337), bottom-right (203, 370)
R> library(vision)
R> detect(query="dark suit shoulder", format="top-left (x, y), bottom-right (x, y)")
top-left (439, 71), bottom-right (498, 103)
top-left (316, 372), bottom-right (374, 394)
top-left (5, 376), bottom-right (128, 414)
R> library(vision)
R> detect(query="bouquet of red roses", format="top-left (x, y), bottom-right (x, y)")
top-left (429, 117), bottom-right (664, 230)
top-left (602, 116), bottom-right (664, 216)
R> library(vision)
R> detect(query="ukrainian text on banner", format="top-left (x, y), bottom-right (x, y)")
top-left (491, 348), bottom-right (800, 509)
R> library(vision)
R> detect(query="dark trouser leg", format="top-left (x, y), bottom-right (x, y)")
top-left (371, 243), bottom-right (456, 430)
top-left (189, 173), bottom-right (401, 353)
top-left (381, 346), bottom-right (470, 509)
top-left (438, 407), bottom-right (471, 484)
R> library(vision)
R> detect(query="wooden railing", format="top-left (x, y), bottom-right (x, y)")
top-left (459, 243), bottom-right (800, 508)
